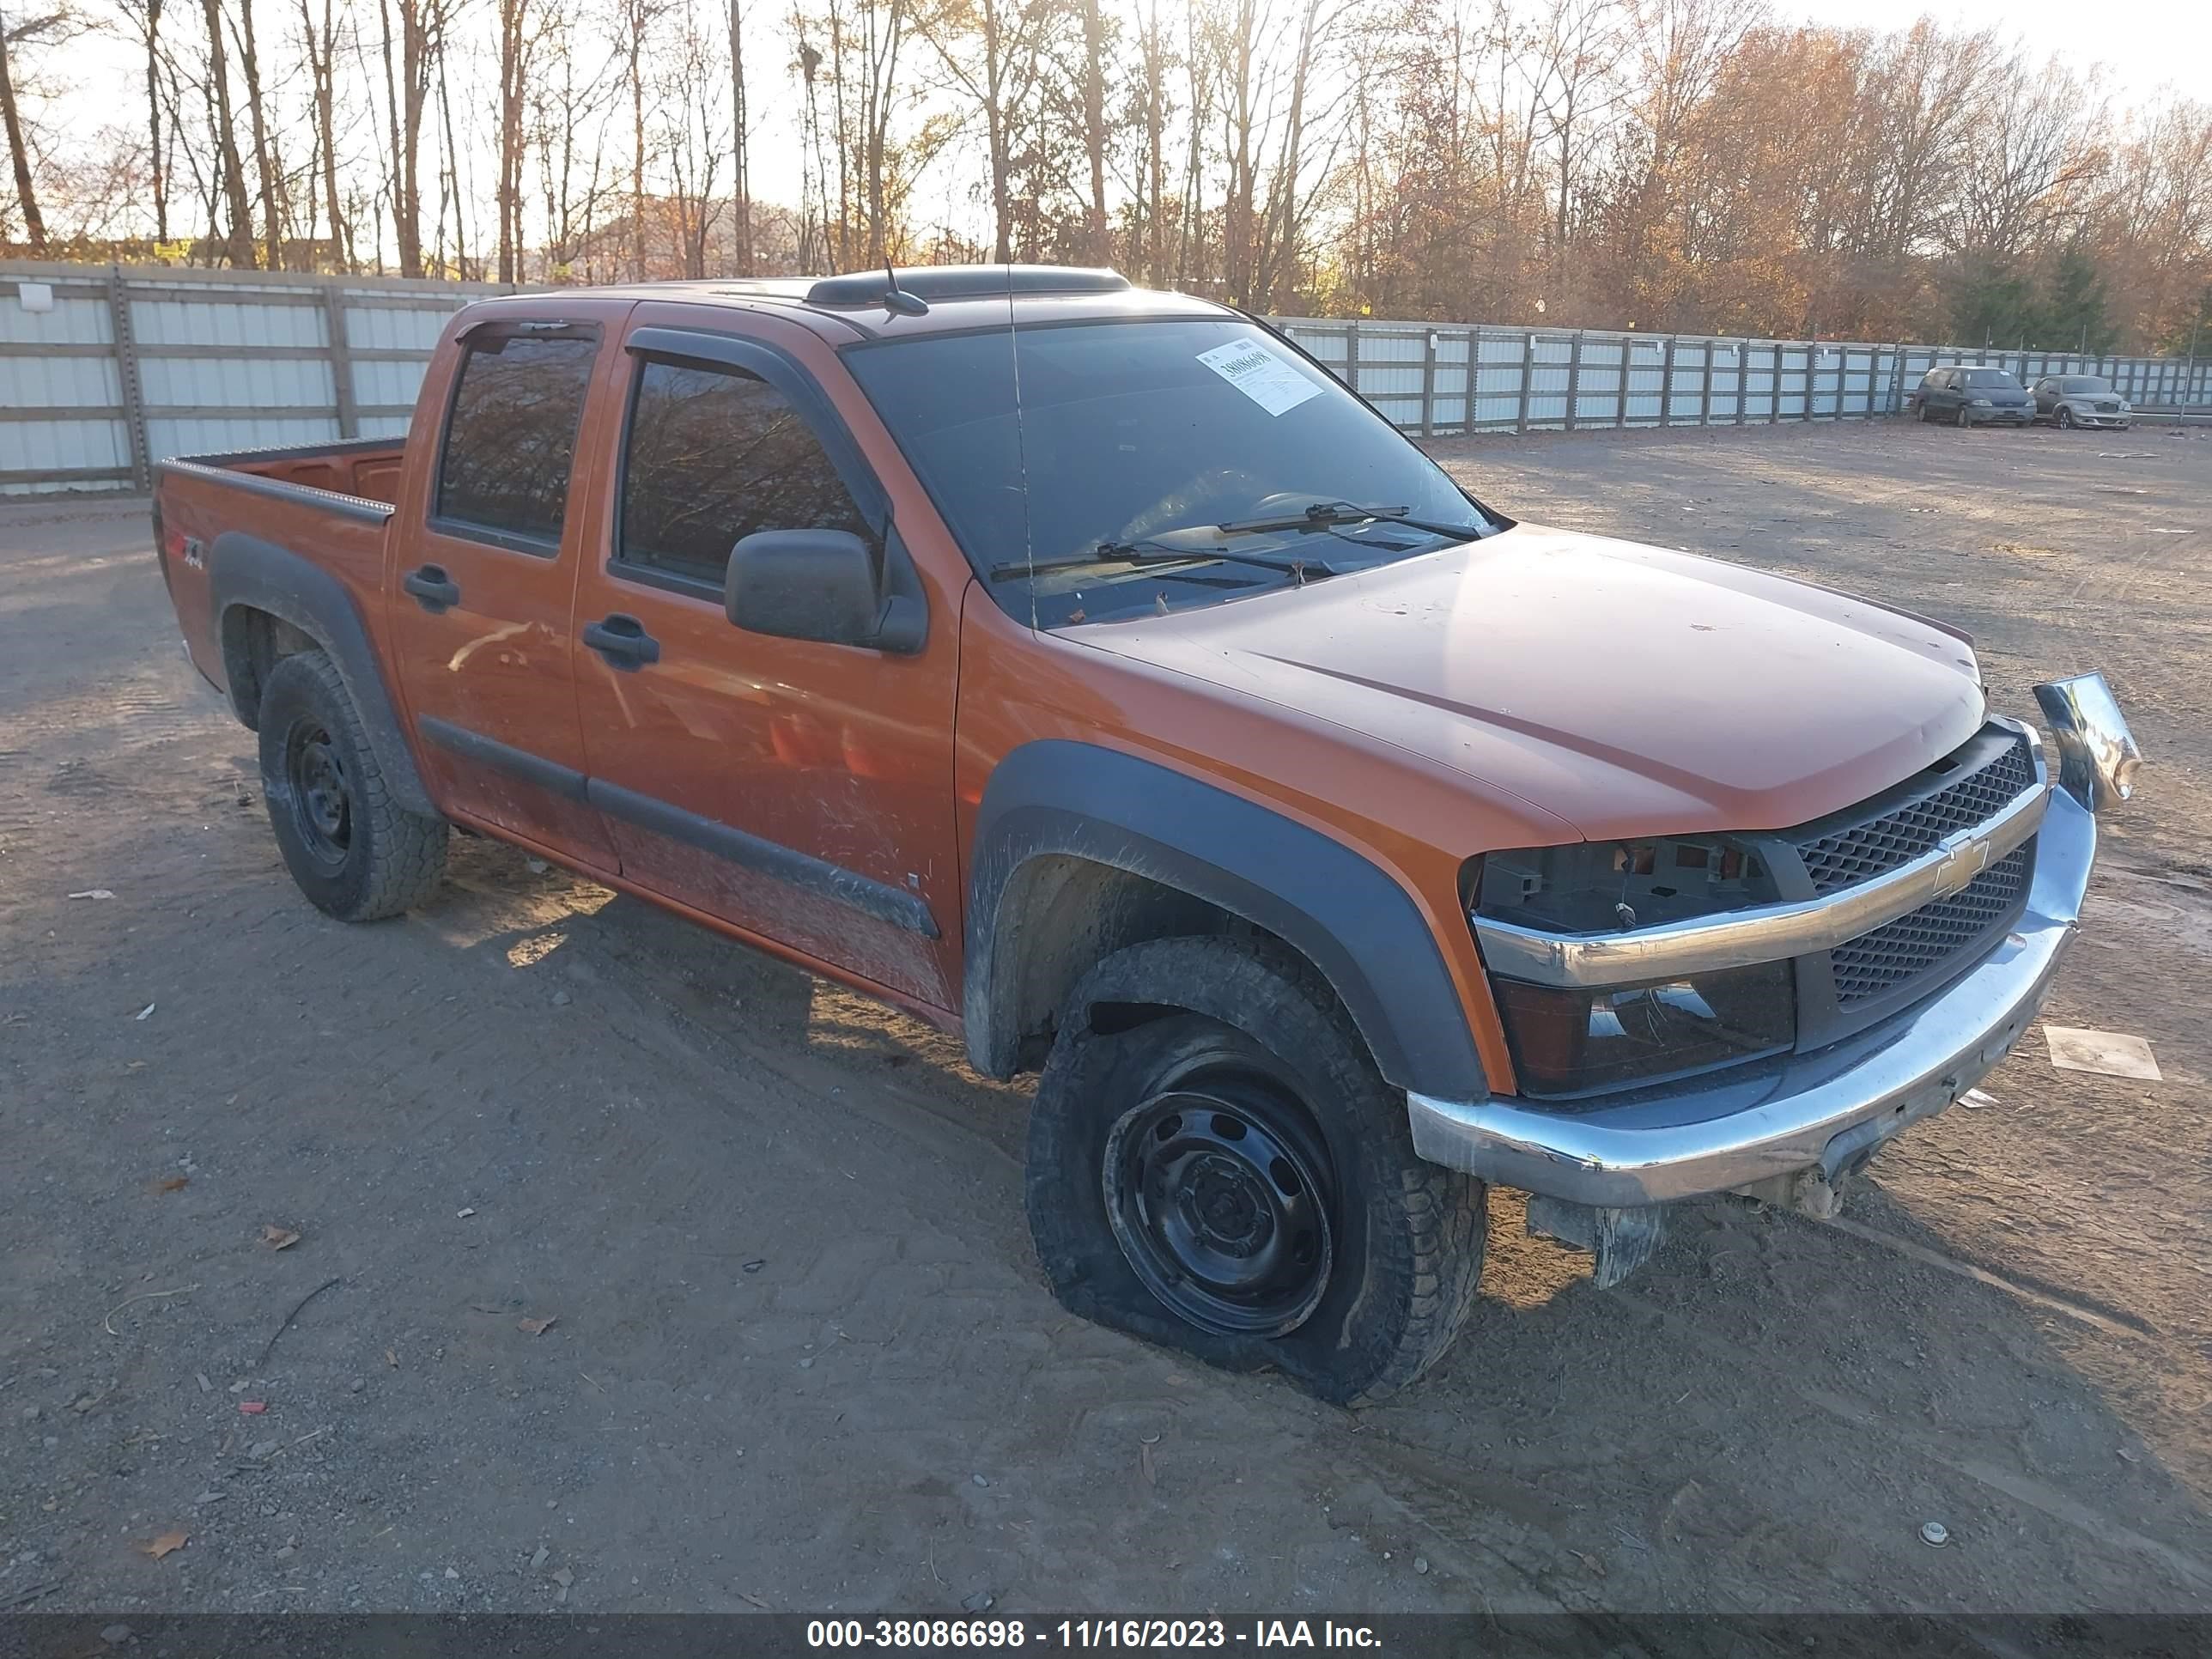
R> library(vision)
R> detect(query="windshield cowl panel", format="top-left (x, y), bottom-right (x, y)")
top-left (845, 313), bottom-right (1501, 628)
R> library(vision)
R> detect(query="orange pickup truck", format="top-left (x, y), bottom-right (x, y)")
top-left (153, 265), bottom-right (2141, 1402)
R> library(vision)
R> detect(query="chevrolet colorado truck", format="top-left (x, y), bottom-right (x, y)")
top-left (152, 265), bottom-right (2142, 1404)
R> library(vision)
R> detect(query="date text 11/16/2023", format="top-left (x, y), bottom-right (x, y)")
top-left (805, 1619), bottom-right (1386, 1650)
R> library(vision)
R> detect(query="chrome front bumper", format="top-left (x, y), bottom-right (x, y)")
top-left (1410, 679), bottom-right (2134, 1208)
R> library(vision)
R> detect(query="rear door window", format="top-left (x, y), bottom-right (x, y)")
top-left (616, 358), bottom-right (872, 589)
top-left (435, 331), bottom-right (600, 551)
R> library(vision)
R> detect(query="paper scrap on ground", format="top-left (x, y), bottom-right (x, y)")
top-left (2044, 1025), bottom-right (2161, 1081)
top-left (1959, 1088), bottom-right (1997, 1109)
top-left (1195, 337), bottom-right (1322, 417)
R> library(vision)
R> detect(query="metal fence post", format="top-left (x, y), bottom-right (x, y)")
top-left (1565, 331), bottom-right (1583, 432)
top-left (1768, 344), bottom-right (1780, 424)
top-left (1420, 328), bottom-right (1437, 440)
top-left (1698, 338), bottom-right (1714, 425)
top-left (1734, 341), bottom-right (1748, 425)
top-left (322, 280), bottom-right (359, 440)
top-left (1516, 332), bottom-right (1534, 434)
top-left (1614, 338), bottom-right (1631, 428)
top-left (1661, 337), bottom-right (1676, 427)
top-left (103, 262), bottom-right (151, 494)
top-left (1344, 322), bottom-right (1359, 395)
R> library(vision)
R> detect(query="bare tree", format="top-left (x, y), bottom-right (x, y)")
top-left (297, 0), bottom-right (349, 267)
top-left (197, 0), bottom-right (256, 261)
top-left (728, 0), bottom-right (750, 270)
top-left (0, 3), bottom-right (50, 246)
top-left (495, 0), bottom-right (532, 281)
top-left (228, 0), bottom-right (283, 265)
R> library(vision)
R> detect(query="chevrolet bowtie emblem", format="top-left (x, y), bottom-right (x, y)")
top-left (1933, 832), bottom-right (1994, 895)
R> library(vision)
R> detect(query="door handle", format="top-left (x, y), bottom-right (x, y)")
top-left (582, 613), bottom-right (661, 669)
top-left (403, 564), bottom-right (460, 611)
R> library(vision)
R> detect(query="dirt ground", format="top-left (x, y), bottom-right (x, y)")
top-left (3, 418), bottom-right (2209, 1622)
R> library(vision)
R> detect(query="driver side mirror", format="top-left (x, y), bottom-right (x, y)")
top-left (724, 529), bottom-right (927, 653)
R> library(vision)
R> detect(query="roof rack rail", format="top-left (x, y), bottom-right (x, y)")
top-left (803, 264), bottom-right (1131, 307)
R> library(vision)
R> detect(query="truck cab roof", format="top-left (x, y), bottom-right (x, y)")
top-left (448, 265), bottom-right (1230, 345)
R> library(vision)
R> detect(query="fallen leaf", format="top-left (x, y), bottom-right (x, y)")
top-left (384, 1348), bottom-right (398, 1368)
top-left (143, 1531), bottom-right (188, 1559)
top-left (260, 1225), bottom-right (302, 1251)
top-left (68, 889), bottom-right (116, 900)
top-left (517, 1316), bottom-right (557, 1337)
top-left (239, 1400), bottom-right (267, 1415)
top-left (149, 1176), bottom-right (190, 1194)
top-left (456, 1208), bottom-right (477, 1219)
top-left (135, 1003), bottom-right (156, 1021)
top-left (1139, 1439), bottom-right (1157, 1487)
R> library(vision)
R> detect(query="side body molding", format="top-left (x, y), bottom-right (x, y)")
top-left (204, 531), bottom-right (440, 819)
top-left (963, 740), bottom-right (1488, 1101)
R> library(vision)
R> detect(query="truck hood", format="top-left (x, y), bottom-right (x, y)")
top-left (1063, 523), bottom-right (1986, 843)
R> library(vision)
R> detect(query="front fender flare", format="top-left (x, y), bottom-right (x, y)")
top-left (963, 740), bottom-right (1489, 1101)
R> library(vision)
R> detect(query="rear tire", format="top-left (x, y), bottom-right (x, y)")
top-left (1024, 935), bottom-right (1487, 1406)
top-left (257, 650), bottom-right (447, 921)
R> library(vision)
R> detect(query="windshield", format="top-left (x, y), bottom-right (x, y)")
top-left (1961, 369), bottom-right (2021, 388)
top-left (2059, 378), bottom-right (2112, 394)
top-left (845, 316), bottom-right (1498, 626)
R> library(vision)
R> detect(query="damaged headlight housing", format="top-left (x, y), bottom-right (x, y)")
top-left (1469, 836), bottom-right (1797, 1100)
top-left (1489, 964), bottom-right (1796, 1099)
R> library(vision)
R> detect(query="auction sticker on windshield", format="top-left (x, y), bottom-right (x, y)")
top-left (1195, 337), bottom-right (1322, 417)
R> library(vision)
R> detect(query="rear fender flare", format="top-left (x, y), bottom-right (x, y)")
top-left (963, 740), bottom-right (1489, 1101)
top-left (206, 532), bottom-right (439, 819)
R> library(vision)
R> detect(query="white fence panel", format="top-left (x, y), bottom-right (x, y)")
top-left (6, 262), bottom-right (2210, 495)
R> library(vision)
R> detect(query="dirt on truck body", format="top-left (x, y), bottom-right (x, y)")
top-left (149, 263), bottom-right (2142, 1404)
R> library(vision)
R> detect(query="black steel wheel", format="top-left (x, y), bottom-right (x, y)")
top-left (257, 650), bottom-right (448, 921)
top-left (1025, 936), bottom-right (1488, 1406)
top-left (283, 719), bottom-right (354, 870)
top-left (1102, 1078), bottom-right (1336, 1339)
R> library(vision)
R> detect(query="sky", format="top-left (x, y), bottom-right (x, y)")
top-left (1783, 0), bottom-right (2209, 106)
top-left (28, 0), bottom-right (2209, 260)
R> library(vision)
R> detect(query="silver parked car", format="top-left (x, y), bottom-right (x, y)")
top-left (2031, 375), bottom-right (2132, 430)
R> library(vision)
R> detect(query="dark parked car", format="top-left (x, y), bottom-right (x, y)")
top-left (1907, 366), bottom-right (2034, 427)
top-left (2032, 375), bottom-right (2133, 430)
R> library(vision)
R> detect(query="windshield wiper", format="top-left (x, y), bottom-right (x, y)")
top-left (989, 539), bottom-right (1342, 583)
top-left (1212, 500), bottom-right (1492, 541)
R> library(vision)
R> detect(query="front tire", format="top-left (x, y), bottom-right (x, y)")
top-left (1954, 405), bottom-right (1971, 428)
top-left (257, 650), bottom-right (448, 921)
top-left (1025, 936), bottom-right (1486, 1406)
top-left (2057, 405), bottom-right (2075, 429)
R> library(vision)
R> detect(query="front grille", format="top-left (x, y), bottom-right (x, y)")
top-left (2095, 401), bottom-right (2120, 413)
top-left (1828, 843), bottom-right (2032, 1005)
top-left (1795, 731), bottom-right (2035, 895)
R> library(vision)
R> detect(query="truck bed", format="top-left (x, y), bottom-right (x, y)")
top-left (167, 435), bottom-right (409, 507)
top-left (153, 436), bottom-right (408, 714)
